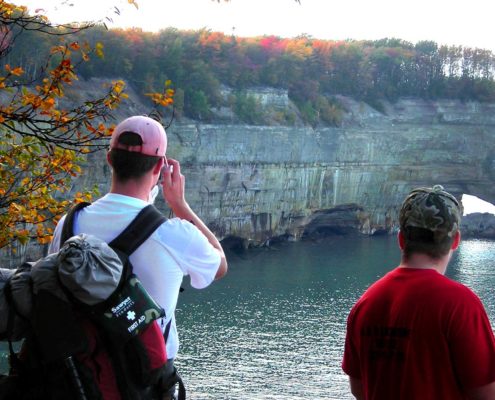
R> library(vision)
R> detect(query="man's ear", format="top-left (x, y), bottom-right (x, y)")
top-left (152, 157), bottom-right (165, 175)
top-left (106, 150), bottom-right (113, 166)
top-left (451, 231), bottom-right (461, 250)
top-left (398, 230), bottom-right (405, 250)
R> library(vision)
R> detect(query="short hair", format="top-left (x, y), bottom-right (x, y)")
top-left (108, 132), bottom-right (161, 181)
top-left (401, 227), bottom-right (455, 260)
top-left (399, 185), bottom-right (461, 260)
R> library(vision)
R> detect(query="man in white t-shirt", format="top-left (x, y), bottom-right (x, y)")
top-left (49, 115), bottom-right (228, 399)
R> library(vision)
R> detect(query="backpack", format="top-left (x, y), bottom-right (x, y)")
top-left (0, 202), bottom-right (186, 400)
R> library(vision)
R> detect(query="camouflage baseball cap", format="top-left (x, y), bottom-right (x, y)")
top-left (399, 185), bottom-right (462, 239)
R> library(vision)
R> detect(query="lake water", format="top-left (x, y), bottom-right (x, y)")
top-left (1, 236), bottom-right (494, 399)
top-left (174, 236), bottom-right (495, 399)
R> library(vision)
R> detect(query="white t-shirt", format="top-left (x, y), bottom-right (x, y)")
top-left (49, 193), bottom-right (221, 359)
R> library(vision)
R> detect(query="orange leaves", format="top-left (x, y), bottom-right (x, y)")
top-left (0, 2), bottom-right (147, 252)
top-left (41, 97), bottom-right (55, 111)
top-left (69, 42), bottom-right (80, 51)
top-left (20, 91), bottom-right (56, 112)
top-left (83, 121), bottom-right (106, 137)
top-left (4, 64), bottom-right (24, 76)
top-left (50, 58), bottom-right (77, 84)
top-left (145, 80), bottom-right (175, 108)
top-left (21, 91), bottom-right (42, 109)
top-left (146, 92), bottom-right (174, 107)
top-left (9, 66), bottom-right (23, 76)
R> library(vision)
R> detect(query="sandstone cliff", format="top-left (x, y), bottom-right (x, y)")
top-left (74, 81), bottom-right (495, 248)
top-left (4, 80), bottom-right (495, 265)
top-left (461, 213), bottom-right (495, 239)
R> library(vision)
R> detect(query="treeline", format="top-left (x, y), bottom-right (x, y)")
top-left (8, 27), bottom-right (495, 125)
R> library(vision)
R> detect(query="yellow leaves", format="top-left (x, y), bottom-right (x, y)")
top-left (95, 42), bottom-right (104, 59)
top-left (285, 39), bottom-right (314, 60)
top-left (146, 92), bottom-right (174, 106)
top-left (101, 80), bottom-right (129, 110)
top-left (9, 202), bottom-right (22, 213)
top-left (0, 2), bottom-right (26, 19)
top-left (113, 79), bottom-right (125, 94)
top-left (17, 230), bottom-right (30, 245)
top-left (148, 93), bottom-right (173, 106)
top-left (0, 132), bottom-right (98, 249)
top-left (74, 191), bottom-right (93, 203)
top-left (145, 79), bottom-right (175, 108)
top-left (0, 3), bottom-right (137, 252)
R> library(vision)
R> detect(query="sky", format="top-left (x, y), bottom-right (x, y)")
top-left (462, 195), bottom-right (495, 216)
top-left (11, 0), bottom-right (495, 52)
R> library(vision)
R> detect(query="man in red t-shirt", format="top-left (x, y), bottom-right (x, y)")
top-left (342, 185), bottom-right (495, 400)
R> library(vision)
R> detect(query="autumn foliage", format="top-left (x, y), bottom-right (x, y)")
top-left (37, 28), bottom-right (492, 126)
top-left (0, 1), bottom-right (172, 255)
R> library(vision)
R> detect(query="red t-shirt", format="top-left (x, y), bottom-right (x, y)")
top-left (342, 267), bottom-right (495, 400)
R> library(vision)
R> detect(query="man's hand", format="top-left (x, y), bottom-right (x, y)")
top-left (160, 158), bottom-right (228, 279)
top-left (161, 158), bottom-right (188, 216)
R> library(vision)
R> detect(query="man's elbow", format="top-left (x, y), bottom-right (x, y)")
top-left (214, 257), bottom-right (228, 280)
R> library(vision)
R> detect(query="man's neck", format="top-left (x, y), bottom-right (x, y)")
top-left (110, 179), bottom-right (150, 202)
top-left (399, 252), bottom-right (451, 275)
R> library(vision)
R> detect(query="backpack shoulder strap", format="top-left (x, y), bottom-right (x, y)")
top-left (109, 204), bottom-right (166, 256)
top-left (61, 202), bottom-right (92, 244)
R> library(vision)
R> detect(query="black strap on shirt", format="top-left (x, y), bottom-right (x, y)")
top-left (61, 202), bottom-right (167, 255)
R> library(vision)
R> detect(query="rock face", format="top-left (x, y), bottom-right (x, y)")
top-left (461, 213), bottom-right (495, 239)
top-left (77, 88), bottom-right (495, 247)
top-left (4, 83), bottom-right (495, 265)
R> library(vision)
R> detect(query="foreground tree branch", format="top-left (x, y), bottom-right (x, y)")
top-left (0, 0), bottom-right (173, 252)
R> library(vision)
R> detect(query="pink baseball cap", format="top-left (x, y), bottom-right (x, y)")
top-left (110, 115), bottom-right (167, 157)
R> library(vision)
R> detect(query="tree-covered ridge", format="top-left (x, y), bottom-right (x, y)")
top-left (10, 27), bottom-right (495, 125)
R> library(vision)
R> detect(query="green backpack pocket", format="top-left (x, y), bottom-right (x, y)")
top-left (90, 273), bottom-right (165, 339)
